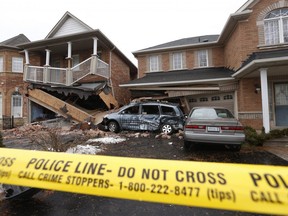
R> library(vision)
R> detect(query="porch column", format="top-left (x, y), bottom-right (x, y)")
top-left (24, 49), bottom-right (30, 65)
top-left (260, 68), bottom-right (270, 133)
top-left (67, 42), bottom-right (72, 68)
top-left (45, 49), bottom-right (51, 66)
top-left (23, 50), bottom-right (30, 81)
top-left (93, 37), bottom-right (98, 55)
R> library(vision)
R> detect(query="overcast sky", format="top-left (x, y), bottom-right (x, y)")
top-left (1, 0), bottom-right (246, 64)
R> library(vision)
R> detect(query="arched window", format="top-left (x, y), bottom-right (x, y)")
top-left (264, 8), bottom-right (288, 45)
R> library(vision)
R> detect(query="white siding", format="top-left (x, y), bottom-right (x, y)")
top-left (53, 17), bottom-right (89, 38)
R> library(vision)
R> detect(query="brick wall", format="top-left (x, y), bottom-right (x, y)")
top-left (110, 52), bottom-right (131, 105)
top-left (137, 46), bottom-right (225, 76)
top-left (0, 50), bottom-right (28, 125)
top-left (224, 0), bottom-right (284, 70)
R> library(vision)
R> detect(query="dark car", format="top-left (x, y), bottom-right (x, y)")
top-left (100, 101), bottom-right (185, 134)
top-left (183, 107), bottom-right (245, 151)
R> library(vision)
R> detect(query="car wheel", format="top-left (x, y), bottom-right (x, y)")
top-left (184, 140), bottom-right (195, 151)
top-left (108, 121), bottom-right (120, 133)
top-left (161, 124), bottom-right (173, 135)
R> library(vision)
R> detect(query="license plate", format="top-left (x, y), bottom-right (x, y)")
top-left (207, 126), bottom-right (220, 132)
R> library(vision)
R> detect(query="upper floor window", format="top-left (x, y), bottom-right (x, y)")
top-left (172, 52), bottom-right (183, 70)
top-left (197, 50), bottom-right (208, 67)
top-left (0, 57), bottom-right (3, 72)
top-left (264, 8), bottom-right (288, 45)
top-left (12, 57), bottom-right (23, 73)
top-left (149, 55), bottom-right (160, 72)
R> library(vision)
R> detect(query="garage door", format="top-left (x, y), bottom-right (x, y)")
top-left (187, 92), bottom-right (235, 114)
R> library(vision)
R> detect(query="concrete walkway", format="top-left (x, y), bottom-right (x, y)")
top-left (262, 137), bottom-right (288, 161)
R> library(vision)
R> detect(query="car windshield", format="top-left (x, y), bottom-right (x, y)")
top-left (190, 108), bottom-right (234, 119)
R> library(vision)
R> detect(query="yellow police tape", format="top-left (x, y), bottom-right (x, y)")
top-left (0, 148), bottom-right (287, 215)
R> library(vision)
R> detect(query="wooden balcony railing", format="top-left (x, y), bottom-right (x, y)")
top-left (24, 56), bottom-right (109, 86)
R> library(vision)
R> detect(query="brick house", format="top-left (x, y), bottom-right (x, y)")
top-left (0, 34), bottom-right (30, 128)
top-left (0, 12), bottom-right (137, 127)
top-left (121, 0), bottom-right (288, 133)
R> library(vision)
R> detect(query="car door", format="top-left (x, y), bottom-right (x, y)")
top-left (120, 105), bottom-right (141, 130)
top-left (139, 104), bottom-right (160, 131)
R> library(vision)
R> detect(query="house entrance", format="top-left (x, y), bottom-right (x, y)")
top-left (274, 83), bottom-right (288, 126)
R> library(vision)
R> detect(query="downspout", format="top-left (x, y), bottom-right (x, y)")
top-left (109, 46), bottom-right (116, 97)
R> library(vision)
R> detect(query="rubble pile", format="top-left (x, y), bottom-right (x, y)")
top-left (2, 124), bottom-right (48, 140)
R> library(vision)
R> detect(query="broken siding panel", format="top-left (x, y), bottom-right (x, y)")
top-left (53, 17), bottom-right (89, 38)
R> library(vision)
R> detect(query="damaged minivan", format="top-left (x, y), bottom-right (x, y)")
top-left (100, 101), bottom-right (185, 134)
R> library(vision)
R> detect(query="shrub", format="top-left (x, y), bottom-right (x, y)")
top-left (269, 129), bottom-right (284, 138)
top-left (244, 126), bottom-right (288, 146)
top-left (244, 126), bottom-right (266, 146)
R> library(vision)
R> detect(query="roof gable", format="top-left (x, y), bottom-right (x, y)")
top-left (45, 11), bottom-right (93, 39)
top-left (0, 34), bottom-right (30, 47)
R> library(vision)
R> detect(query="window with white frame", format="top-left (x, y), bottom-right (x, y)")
top-left (0, 56), bottom-right (3, 72)
top-left (11, 93), bottom-right (22, 117)
top-left (264, 8), bottom-right (288, 45)
top-left (149, 55), bottom-right (159, 72)
top-left (12, 57), bottom-right (23, 73)
top-left (172, 52), bottom-right (183, 70)
top-left (197, 50), bottom-right (208, 67)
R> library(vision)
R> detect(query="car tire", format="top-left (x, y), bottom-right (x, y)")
top-left (184, 140), bottom-right (193, 150)
top-left (225, 144), bottom-right (241, 152)
top-left (108, 121), bottom-right (120, 133)
top-left (161, 124), bottom-right (173, 135)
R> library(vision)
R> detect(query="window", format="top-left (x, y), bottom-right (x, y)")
top-left (224, 95), bottom-right (233, 100)
top-left (72, 54), bottom-right (80, 70)
top-left (172, 52), bottom-right (183, 70)
top-left (189, 98), bottom-right (197, 103)
top-left (264, 8), bottom-right (288, 45)
top-left (211, 96), bottom-right (220, 101)
top-left (161, 106), bottom-right (176, 116)
top-left (141, 105), bottom-right (159, 115)
top-left (11, 93), bottom-right (22, 117)
top-left (149, 55), bottom-right (159, 72)
top-left (12, 57), bottom-right (23, 73)
top-left (197, 50), bottom-right (208, 67)
top-left (0, 56), bottom-right (3, 72)
top-left (123, 105), bottom-right (140, 114)
top-left (200, 97), bottom-right (208, 102)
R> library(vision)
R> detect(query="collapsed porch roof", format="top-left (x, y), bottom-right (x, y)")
top-left (29, 81), bottom-right (108, 100)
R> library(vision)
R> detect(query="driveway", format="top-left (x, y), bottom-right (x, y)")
top-left (1, 129), bottom-right (287, 216)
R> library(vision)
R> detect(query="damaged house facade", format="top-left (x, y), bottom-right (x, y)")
top-left (0, 12), bottom-right (137, 128)
top-left (121, 0), bottom-right (288, 133)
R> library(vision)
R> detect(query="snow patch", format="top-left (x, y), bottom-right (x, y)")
top-left (86, 136), bottom-right (126, 144)
top-left (66, 145), bottom-right (102, 155)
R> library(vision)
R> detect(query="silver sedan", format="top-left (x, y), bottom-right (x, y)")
top-left (183, 107), bottom-right (245, 151)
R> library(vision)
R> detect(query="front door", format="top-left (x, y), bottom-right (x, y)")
top-left (275, 83), bottom-right (288, 126)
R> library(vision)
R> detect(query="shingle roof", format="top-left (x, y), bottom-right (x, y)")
top-left (122, 67), bottom-right (234, 86)
top-left (135, 35), bottom-right (219, 53)
top-left (0, 34), bottom-right (30, 47)
top-left (241, 49), bottom-right (288, 68)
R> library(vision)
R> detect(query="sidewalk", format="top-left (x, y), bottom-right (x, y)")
top-left (262, 137), bottom-right (288, 161)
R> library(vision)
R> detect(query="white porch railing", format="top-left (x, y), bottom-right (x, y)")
top-left (24, 56), bottom-right (109, 86)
